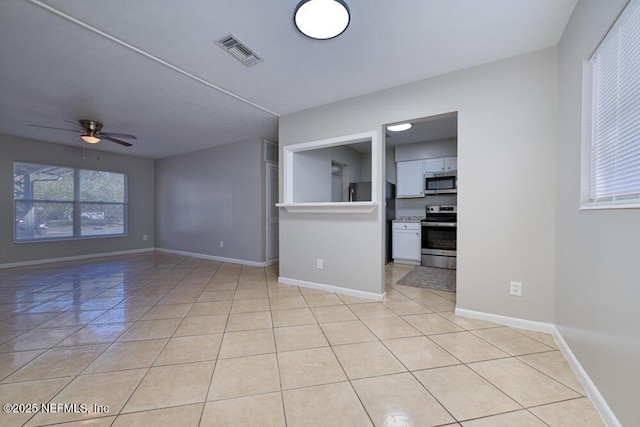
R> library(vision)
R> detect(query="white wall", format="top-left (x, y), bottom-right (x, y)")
top-left (155, 138), bottom-right (267, 264)
top-left (0, 134), bottom-right (155, 265)
top-left (280, 47), bottom-right (558, 321)
top-left (394, 138), bottom-right (457, 162)
top-left (556, 0), bottom-right (638, 425)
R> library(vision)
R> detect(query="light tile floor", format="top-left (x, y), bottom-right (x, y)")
top-left (0, 253), bottom-right (605, 426)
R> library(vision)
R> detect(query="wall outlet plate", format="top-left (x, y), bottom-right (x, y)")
top-left (220, 241), bottom-right (224, 248)
top-left (510, 281), bottom-right (522, 296)
top-left (316, 259), bottom-right (323, 269)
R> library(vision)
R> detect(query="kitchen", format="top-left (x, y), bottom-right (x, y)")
top-left (387, 113), bottom-right (458, 293)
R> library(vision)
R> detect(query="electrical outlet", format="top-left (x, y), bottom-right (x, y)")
top-left (143, 235), bottom-right (148, 241)
top-left (220, 241), bottom-right (224, 248)
top-left (510, 281), bottom-right (522, 297)
top-left (316, 259), bottom-right (323, 269)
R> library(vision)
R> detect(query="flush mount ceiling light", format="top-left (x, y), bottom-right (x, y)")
top-left (387, 123), bottom-right (413, 132)
top-left (294, 0), bottom-right (350, 40)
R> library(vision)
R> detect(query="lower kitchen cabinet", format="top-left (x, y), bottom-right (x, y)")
top-left (392, 222), bottom-right (421, 265)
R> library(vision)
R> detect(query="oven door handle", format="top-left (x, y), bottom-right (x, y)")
top-left (421, 222), bottom-right (457, 227)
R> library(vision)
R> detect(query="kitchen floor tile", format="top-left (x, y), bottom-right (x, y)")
top-left (56, 322), bottom-right (132, 347)
top-left (113, 403), bottom-right (203, 427)
top-left (333, 341), bottom-right (406, 379)
top-left (226, 311), bottom-right (272, 332)
top-left (277, 347), bottom-right (346, 389)
top-left (353, 372), bottom-right (455, 426)
top-left (154, 334), bottom-right (222, 365)
top-left (461, 410), bottom-right (547, 426)
top-left (362, 316), bottom-right (422, 340)
top-left (471, 327), bottom-right (556, 356)
top-left (84, 339), bottom-right (167, 373)
top-left (117, 318), bottom-right (181, 342)
top-left (468, 358), bottom-right (580, 407)
top-left (201, 393), bottom-right (285, 427)
top-left (218, 329), bottom-right (275, 358)
top-left (429, 331), bottom-right (510, 363)
top-left (27, 369), bottom-right (147, 425)
top-left (529, 398), bottom-right (605, 426)
top-left (174, 314), bottom-right (228, 336)
top-left (383, 336), bottom-right (461, 371)
top-left (0, 350), bottom-right (45, 381)
top-left (139, 303), bottom-right (193, 320)
top-left (414, 364), bottom-right (521, 421)
top-left (0, 377), bottom-right (73, 426)
top-left (123, 361), bottom-right (214, 413)
top-left (272, 308), bottom-right (317, 327)
top-left (348, 302), bottom-right (397, 319)
top-left (310, 305), bottom-right (357, 323)
top-left (382, 299), bottom-right (432, 315)
top-left (274, 324), bottom-right (328, 352)
top-left (229, 298), bottom-right (270, 314)
top-left (518, 350), bottom-right (585, 393)
top-left (0, 327), bottom-right (79, 352)
top-left (283, 382), bottom-right (372, 427)
top-left (269, 296), bottom-right (308, 311)
top-left (438, 311), bottom-right (500, 330)
top-left (319, 320), bottom-right (378, 345)
top-left (303, 294), bottom-right (344, 307)
top-left (4, 344), bottom-right (107, 382)
top-left (208, 353), bottom-right (280, 400)
top-left (188, 301), bottom-right (232, 316)
top-left (403, 313), bottom-right (464, 335)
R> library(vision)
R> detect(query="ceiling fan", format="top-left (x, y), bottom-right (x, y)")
top-left (29, 119), bottom-right (136, 147)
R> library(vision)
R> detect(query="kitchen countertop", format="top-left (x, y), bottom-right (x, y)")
top-left (393, 217), bottom-right (425, 223)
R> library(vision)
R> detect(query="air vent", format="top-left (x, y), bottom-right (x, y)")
top-left (216, 34), bottom-right (263, 67)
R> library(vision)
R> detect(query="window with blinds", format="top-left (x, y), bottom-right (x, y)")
top-left (588, 0), bottom-right (640, 206)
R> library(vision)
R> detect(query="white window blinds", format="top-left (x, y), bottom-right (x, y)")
top-left (589, 0), bottom-right (640, 205)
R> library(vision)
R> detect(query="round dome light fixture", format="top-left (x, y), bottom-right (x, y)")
top-left (387, 123), bottom-right (413, 132)
top-left (294, 0), bottom-right (350, 40)
top-left (81, 132), bottom-right (100, 144)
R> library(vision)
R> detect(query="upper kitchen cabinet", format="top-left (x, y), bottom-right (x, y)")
top-left (423, 156), bottom-right (457, 174)
top-left (396, 160), bottom-right (424, 198)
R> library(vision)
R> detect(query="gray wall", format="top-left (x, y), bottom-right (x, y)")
top-left (155, 138), bottom-right (266, 263)
top-left (556, 0), bottom-right (637, 425)
top-left (0, 134), bottom-right (155, 265)
top-left (292, 145), bottom-right (364, 203)
top-left (280, 47), bottom-right (558, 315)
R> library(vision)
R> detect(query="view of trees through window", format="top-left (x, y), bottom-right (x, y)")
top-left (14, 163), bottom-right (127, 241)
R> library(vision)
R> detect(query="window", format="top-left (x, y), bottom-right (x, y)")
top-left (587, 0), bottom-right (640, 207)
top-left (14, 162), bottom-right (127, 241)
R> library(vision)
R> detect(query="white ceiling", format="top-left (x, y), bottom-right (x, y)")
top-left (0, 0), bottom-right (577, 159)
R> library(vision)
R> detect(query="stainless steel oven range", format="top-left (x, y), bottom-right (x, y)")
top-left (421, 205), bottom-right (456, 269)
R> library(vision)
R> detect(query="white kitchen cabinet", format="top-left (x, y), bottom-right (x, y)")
top-left (445, 156), bottom-right (457, 172)
top-left (396, 160), bottom-right (424, 198)
top-left (392, 222), bottom-right (421, 265)
top-left (424, 156), bottom-right (457, 174)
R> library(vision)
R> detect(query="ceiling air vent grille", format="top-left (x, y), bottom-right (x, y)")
top-left (216, 34), bottom-right (263, 67)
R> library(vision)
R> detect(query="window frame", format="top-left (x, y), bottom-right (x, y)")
top-left (581, 0), bottom-right (640, 210)
top-left (13, 162), bottom-right (128, 242)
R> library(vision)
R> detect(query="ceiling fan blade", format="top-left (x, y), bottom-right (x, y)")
top-left (102, 132), bottom-right (137, 140)
top-left (28, 124), bottom-right (80, 132)
top-left (100, 134), bottom-right (133, 147)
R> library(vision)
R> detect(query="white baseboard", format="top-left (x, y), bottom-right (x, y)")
top-left (454, 307), bottom-right (621, 427)
top-left (0, 247), bottom-right (155, 270)
top-left (454, 307), bottom-right (557, 334)
top-left (278, 276), bottom-right (386, 301)
top-left (155, 247), bottom-right (273, 267)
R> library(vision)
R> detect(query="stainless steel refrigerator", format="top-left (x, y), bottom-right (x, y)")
top-left (348, 181), bottom-right (396, 263)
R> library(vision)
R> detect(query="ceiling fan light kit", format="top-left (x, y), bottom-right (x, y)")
top-left (81, 133), bottom-right (100, 144)
top-left (294, 0), bottom-right (350, 40)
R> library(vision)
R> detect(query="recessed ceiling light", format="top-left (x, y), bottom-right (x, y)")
top-left (294, 0), bottom-right (350, 40)
top-left (387, 123), bottom-right (413, 132)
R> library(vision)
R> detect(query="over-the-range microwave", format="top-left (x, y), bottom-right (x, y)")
top-left (425, 172), bottom-right (457, 195)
